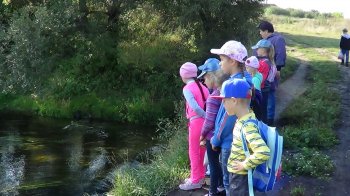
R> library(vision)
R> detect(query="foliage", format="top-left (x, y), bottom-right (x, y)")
top-left (290, 185), bottom-right (306, 196)
top-left (283, 148), bottom-right (334, 179)
top-left (152, 0), bottom-right (264, 57)
top-left (0, 0), bottom-right (264, 123)
top-left (282, 125), bottom-right (338, 150)
top-left (265, 6), bottom-right (343, 19)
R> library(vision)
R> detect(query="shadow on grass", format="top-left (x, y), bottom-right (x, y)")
top-left (282, 32), bottom-right (339, 49)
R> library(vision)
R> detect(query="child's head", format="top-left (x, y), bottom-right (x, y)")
top-left (179, 62), bottom-right (197, 83)
top-left (245, 56), bottom-right (259, 74)
top-left (343, 28), bottom-right (348, 34)
top-left (252, 39), bottom-right (275, 64)
top-left (198, 58), bottom-right (221, 89)
top-left (212, 79), bottom-right (252, 115)
top-left (210, 41), bottom-right (248, 75)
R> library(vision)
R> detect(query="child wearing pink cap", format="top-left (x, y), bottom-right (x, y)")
top-left (179, 62), bottom-right (209, 190)
top-left (245, 56), bottom-right (263, 120)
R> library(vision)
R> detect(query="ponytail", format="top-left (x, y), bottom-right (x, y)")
top-left (194, 79), bottom-right (206, 111)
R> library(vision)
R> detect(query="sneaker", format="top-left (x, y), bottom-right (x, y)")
top-left (184, 178), bottom-right (205, 185)
top-left (179, 180), bottom-right (202, 191)
top-left (217, 186), bottom-right (225, 192)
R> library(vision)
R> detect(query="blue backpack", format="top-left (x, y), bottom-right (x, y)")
top-left (240, 119), bottom-right (283, 195)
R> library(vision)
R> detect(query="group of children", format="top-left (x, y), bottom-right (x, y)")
top-left (179, 38), bottom-right (277, 196)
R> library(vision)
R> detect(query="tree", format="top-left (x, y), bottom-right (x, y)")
top-left (151, 0), bottom-right (264, 55)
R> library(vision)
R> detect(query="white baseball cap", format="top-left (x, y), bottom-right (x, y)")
top-left (210, 40), bottom-right (248, 63)
top-left (245, 56), bottom-right (260, 69)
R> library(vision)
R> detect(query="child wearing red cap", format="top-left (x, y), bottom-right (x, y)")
top-left (179, 62), bottom-right (209, 190)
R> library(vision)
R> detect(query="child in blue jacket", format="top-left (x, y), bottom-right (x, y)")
top-left (210, 40), bottom-right (253, 195)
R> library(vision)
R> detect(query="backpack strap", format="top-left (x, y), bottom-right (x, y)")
top-left (195, 80), bottom-right (207, 111)
top-left (240, 119), bottom-right (259, 196)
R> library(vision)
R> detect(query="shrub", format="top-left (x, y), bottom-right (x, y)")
top-left (283, 148), bottom-right (334, 179)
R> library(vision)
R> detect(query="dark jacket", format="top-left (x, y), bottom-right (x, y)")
top-left (340, 34), bottom-right (350, 50)
top-left (266, 32), bottom-right (287, 68)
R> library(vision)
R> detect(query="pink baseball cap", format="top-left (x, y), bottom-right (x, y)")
top-left (180, 62), bottom-right (198, 78)
top-left (245, 56), bottom-right (260, 69)
top-left (210, 40), bottom-right (248, 63)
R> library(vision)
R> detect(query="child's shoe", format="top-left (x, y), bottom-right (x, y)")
top-left (179, 179), bottom-right (202, 190)
top-left (184, 178), bottom-right (205, 185)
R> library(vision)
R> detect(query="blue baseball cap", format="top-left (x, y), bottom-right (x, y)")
top-left (211, 79), bottom-right (252, 99)
top-left (251, 39), bottom-right (272, 49)
top-left (197, 58), bottom-right (220, 79)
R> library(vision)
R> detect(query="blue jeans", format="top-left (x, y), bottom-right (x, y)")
top-left (261, 90), bottom-right (269, 124)
top-left (221, 148), bottom-right (231, 196)
top-left (341, 49), bottom-right (349, 64)
top-left (267, 89), bottom-right (275, 121)
top-left (206, 140), bottom-right (223, 194)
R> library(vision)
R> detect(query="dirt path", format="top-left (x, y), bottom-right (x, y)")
top-left (277, 61), bottom-right (350, 196)
top-left (275, 63), bottom-right (308, 120)
top-left (167, 61), bottom-right (309, 196)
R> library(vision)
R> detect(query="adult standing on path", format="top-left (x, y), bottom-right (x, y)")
top-left (340, 28), bottom-right (350, 67)
top-left (257, 20), bottom-right (286, 126)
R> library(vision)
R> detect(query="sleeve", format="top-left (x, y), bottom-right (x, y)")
top-left (252, 77), bottom-right (261, 90)
top-left (340, 36), bottom-right (345, 49)
top-left (183, 89), bottom-right (206, 117)
top-left (210, 104), bottom-right (224, 147)
top-left (201, 98), bottom-right (221, 138)
top-left (241, 123), bottom-right (271, 170)
top-left (274, 37), bottom-right (287, 67)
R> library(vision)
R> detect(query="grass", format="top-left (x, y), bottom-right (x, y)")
top-left (0, 92), bottom-right (172, 125)
top-left (264, 13), bottom-right (342, 178)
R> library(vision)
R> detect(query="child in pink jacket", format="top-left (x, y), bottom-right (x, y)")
top-left (179, 62), bottom-right (209, 190)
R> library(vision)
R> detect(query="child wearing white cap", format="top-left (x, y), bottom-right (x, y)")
top-left (245, 56), bottom-right (263, 120)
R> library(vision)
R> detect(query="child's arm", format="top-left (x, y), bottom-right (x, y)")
top-left (183, 89), bottom-right (205, 117)
top-left (201, 97), bottom-right (221, 139)
top-left (241, 123), bottom-right (270, 170)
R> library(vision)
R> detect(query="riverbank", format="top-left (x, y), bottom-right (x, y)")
top-left (0, 93), bottom-right (174, 125)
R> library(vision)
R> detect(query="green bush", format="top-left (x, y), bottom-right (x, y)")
top-left (282, 126), bottom-right (338, 150)
top-left (290, 186), bottom-right (306, 196)
top-left (283, 148), bottom-right (334, 179)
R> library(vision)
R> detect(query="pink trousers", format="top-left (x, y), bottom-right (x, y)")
top-left (188, 118), bottom-right (206, 183)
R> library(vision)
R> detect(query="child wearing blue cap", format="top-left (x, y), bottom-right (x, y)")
top-left (198, 58), bottom-right (228, 196)
top-left (212, 79), bottom-right (270, 196)
top-left (252, 39), bottom-right (277, 125)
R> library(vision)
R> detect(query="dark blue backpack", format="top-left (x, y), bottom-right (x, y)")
top-left (241, 119), bottom-right (283, 195)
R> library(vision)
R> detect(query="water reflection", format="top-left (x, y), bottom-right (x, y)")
top-left (0, 113), bottom-right (156, 195)
top-left (0, 131), bottom-right (25, 195)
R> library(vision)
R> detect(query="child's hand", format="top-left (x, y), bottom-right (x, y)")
top-left (200, 140), bottom-right (206, 146)
top-left (232, 161), bottom-right (245, 172)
